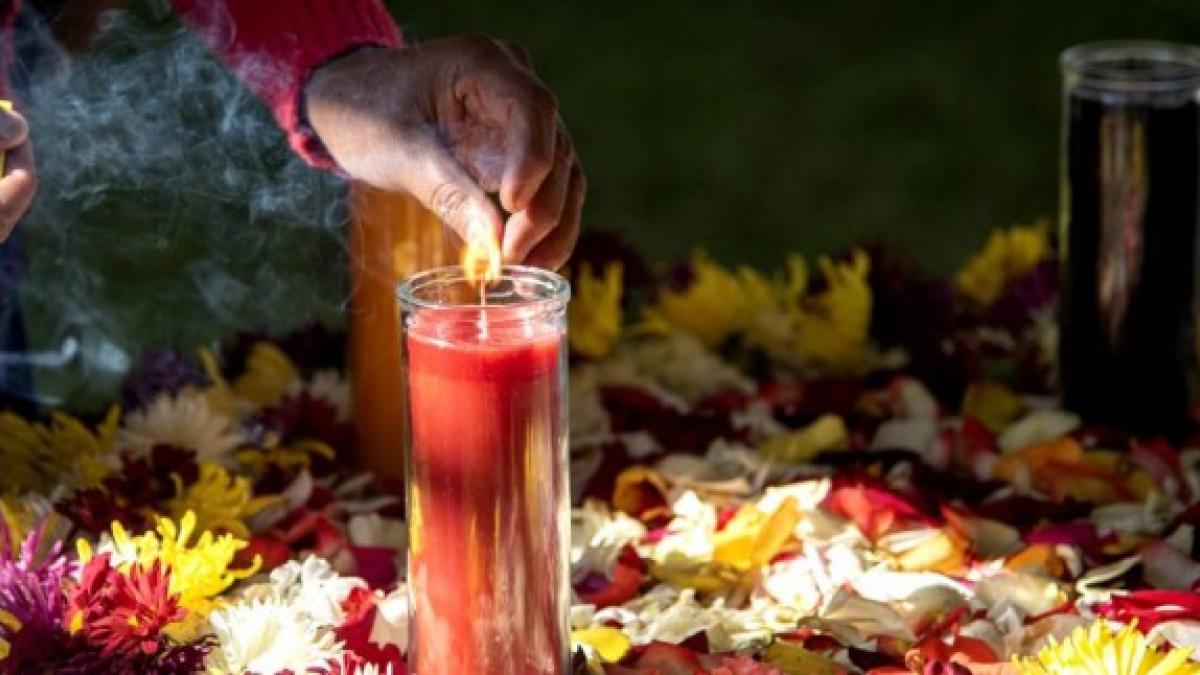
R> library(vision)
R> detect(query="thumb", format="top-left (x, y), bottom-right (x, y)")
top-left (404, 133), bottom-right (504, 251)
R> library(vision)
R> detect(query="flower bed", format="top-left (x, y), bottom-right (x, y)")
top-left (4, 221), bottom-right (1200, 674)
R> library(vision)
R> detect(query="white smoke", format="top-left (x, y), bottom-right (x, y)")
top-left (12, 4), bottom-right (349, 409)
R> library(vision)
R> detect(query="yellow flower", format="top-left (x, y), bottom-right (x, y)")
top-left (0, 407), bottom-right (118, 494)
top-left (165, 462), bottom-right (277, 539)
top-left (79, 510), bottom-right (260, 640)
top-left (788, 250), bottom-right (873, 370)
top-left (234, 437), bottom-right (336, 478)
top-left (1015, 620), bottom-right (1200, 674)
top-left (956, 220), bottom-right (1049, 308)
top-left (200, 342), bottom-right (300, 415)
top-left (569, 262), bottom-right (624, 359)
top-left (640, 251), bottom-right (776, 348)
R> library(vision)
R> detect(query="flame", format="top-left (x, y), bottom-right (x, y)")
top-left (462, 225), bottom-right (502, 288)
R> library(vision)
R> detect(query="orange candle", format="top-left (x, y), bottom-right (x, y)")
top-left (347, 184), bottom-right (455, 487)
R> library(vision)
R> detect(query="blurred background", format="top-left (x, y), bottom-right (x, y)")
top-left (8, 0), bottom-right (1200, 408)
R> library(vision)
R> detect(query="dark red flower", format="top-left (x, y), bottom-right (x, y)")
top-left (58, 445), bottom-right (199, 535)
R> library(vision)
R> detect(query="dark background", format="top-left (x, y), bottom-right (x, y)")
top-left (12, 0), bottom-right (1200, 407)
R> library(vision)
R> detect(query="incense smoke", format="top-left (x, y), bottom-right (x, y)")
top-left (12, 3), bottom-right (349, 409)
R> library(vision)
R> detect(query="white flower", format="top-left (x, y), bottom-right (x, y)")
top-left (590, 333), bottom-right (754, 406)
top-left (595, 586), bottom-right (716, 645)
top-left (348, 513), bottom-right (407, 550)
top-left (369, 587), bottom-right (410, 653)
top-left (306, 370), bottom-right (351, 422)
top-left (268, 555), bottom-right (365, 627)
top-left (646, 491), bottom-right (716, 568)
top-left (120, 389), bottom-right (243, 462)
top-left (571, 500), bottom-right (647, 581)
top-left (205, 596), bottom-right (342, 675)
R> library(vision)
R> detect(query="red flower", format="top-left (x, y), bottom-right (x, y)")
top-left (1096, 589), bottom-right (1200, 632)
top-left (335, 587), bottom-right (405, 671)
top-left (824, 481), bottom-right (935, 540)
top-left (575, 545), bottom-right (645, 608)
top-left (67, 554), bottom-right (185, 658)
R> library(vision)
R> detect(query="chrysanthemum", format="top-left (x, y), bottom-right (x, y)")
top-left (640, 251), bottom-right (776, 348)
top-left (164, 461), bottom-right (276, 538)
top-left (0, 517), bottom-right (74, 670)
top-left (79, 510), bottom-right (259, 640)
top-left (67, 554), bottom-right (184, 657)
top-left (786, 250), bottom-right (873, 370)
top-left (0, 408), bottom-right (119, 495)
top-left (266, 555), bottom-right (364, 627)
top-left (204, 595), bottom-right (342, 675)
top-left (569, 262), bottom-right (624, 359)
top-left (120, 389), bottom-right (244, 463)
top-left (1015, 620), bottom-right (1200, 675)
top-left (200, 342), bottom-right (301, 417)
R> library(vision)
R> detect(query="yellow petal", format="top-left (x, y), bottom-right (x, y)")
top-left (962, 381), bottom-right (1024, 432)
top-left (764, 640), bottom-right (844, 675)
top-left (760, 415), bottom-right (848, 463)
top-left (572, 627), bottom-right (632, 663)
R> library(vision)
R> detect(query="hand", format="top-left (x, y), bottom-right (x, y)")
top-left (305, 35), bottom-right (586, 269)
top-left (0, 104), bottom-right (36, 241)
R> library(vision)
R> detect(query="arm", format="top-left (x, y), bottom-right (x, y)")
top-left (171, 0), bottom-right (401, 169)
top-left (176, 1), bottom-right (584, 269)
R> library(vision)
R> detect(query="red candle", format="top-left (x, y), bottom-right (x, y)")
top-left (401, 267), bottom-right (570, 675)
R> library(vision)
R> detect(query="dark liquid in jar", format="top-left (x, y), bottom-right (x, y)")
top-left (1059, 86), bottom-right (1200, 438)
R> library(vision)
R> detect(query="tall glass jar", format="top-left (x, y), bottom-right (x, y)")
top-left (1059, 41), bottom-right (1200, 437)
top-left (398, 266), bottom-right (571, 675)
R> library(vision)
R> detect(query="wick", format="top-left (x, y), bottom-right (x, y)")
top-left (478, 280), bottom-right (490, 340)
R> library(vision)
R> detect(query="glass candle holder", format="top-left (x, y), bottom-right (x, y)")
top-left (1059, 41), bottom-right (1200, 437)
top-left (398, 265), bottom-right (571, 675)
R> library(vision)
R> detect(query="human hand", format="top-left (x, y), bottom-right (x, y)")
top-left (0, 103), bottom-right (36, 241)
top-left (305, 35), bottom-right (586, 269)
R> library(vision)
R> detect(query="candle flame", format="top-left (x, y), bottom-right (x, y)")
top-left (462, 225), bottom-right (502, 289)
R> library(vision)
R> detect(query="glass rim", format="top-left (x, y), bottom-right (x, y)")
top-left (396, 264), bottom-right (570, 314)
top-left (1061, 41), bottom-right (1200, 93)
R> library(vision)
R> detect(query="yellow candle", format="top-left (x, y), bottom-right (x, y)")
top-left (347, 183), bottom-right (455, 487)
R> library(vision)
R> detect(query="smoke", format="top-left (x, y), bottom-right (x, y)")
top-left (12, 5), bottom-right (349, 409)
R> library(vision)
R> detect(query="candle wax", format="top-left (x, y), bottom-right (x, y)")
top-left (406, 310), bottom-right (568, 674)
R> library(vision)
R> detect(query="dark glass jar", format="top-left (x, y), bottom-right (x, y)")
top-left (1059, 42), bottom-right (1200, 438)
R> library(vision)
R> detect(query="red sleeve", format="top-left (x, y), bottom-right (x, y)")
top-left (173, 0), bottom-right (402, 169)
top-left (1, 0), bottom-right (20, 92)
